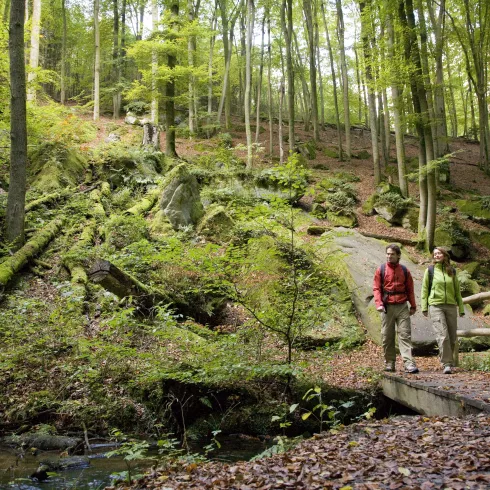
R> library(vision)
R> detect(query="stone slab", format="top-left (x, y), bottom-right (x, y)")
top-left (381, 372), bottom-right (490, 416)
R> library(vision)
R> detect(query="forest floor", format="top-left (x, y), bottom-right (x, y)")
top-left (103, 117), bottom-right (490, 489)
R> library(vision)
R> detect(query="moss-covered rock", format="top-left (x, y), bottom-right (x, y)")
top-left (470, 230), bottom-right (490, 250)
top-left (483, 304), bottom-right (490, 316)
top-left (456, 199), bottom-right (490, 225)
top-left (297, 140), bottom-right (316, 160)
top-left (375, 182), bottom-right (403, 196)
top-left (354, 149), bottom-right (371, 159)
top-left (29, 142), bottom-right (87, 192)
top-left (402, 207), bottom-right (419, 232)
top-left (461, 262), bottom-right (480, 278)
top-left (104, 214), bottom-right (149, 249)
top-left (160, 163), bottom-right (204, 230)
top-left (307, 225), bottom-right (331, 236)
top-left (361, 193), bottom-right (377, 216)
top-left (457, 270), bottom-right (481, 297)
top-left (434, 219), bottom-right (471, 260)
top-left (327, 211), bottom-right (358, 228)
top-left (197, 205), bottom-right (234, 240)
top-left (323, 148), bottom-right (339, 158)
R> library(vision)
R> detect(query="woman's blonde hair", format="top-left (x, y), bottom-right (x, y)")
top-left (432, 247), bottom-right (454, 276)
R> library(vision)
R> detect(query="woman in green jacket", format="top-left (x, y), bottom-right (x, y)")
top-left (421, 247), bottom-right (465, 374)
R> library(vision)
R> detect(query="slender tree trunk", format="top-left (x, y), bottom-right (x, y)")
top-left (207, 10), bottom-right (217, 138)
top-left (267, 13), bottom-right (274, 156)
top-left (279, 81), bottom-right (285, 163)
top-left (60, 0), bottom-right (67, 104)
top-left (359, 0), bottom-right (381, 184)
top-left (244, 0), bottom-right (253, 168)
top-left (303, 0), bottom-right (319, 141)
top-left (446, 47), bottom-right (458, 137)
top-left (282, 0), bottom-right (295, 151)
top-left (316, 33), bottom-right (325, 129)
top-left (321, 1), bottom-right (343, 159)
top-left (93, 0), bottom-right (100, 121)
top-left (27, 0), bottom-right (41, 102)
top-left (6, 0), bottom-right (27, 249)
top-left (3, 0), bottom-right (10, 24)
top-left (336, 0), bottom-right (351, 159)
top-left (165, 0), bottom-right (179, 158)
top-left (255, 12), bottom-right (266, 143)
top-left (151, 0), bottom-right (159, 125)
top-left (188, 0), bottom-right (201, 134)
top-left (386, 10), bottom-right (408, 196)
top-left (112, 0), bottom-right (121, 119)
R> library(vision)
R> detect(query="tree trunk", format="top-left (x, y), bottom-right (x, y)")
top-left (279, 82), bottom-right (285, 163)
top-left (244, 0), bottom-right (253, 169)
top-left (60, 0), bottom-right (67, 104)
top-left (359, 0), bottom-right (381, 184)
top-left (27, 0), bottom-right (41, 102)
top-left (255, 12), bottom-right (266, 144)
top-left (267, 13), bottom-right (274, 156)
top-left (93, 0), bottom-right (100, 121)
top-left (6, 0), bottom-right (27, 249)
top-left (151, 0), bottom-right (159, 125)
top-left (336, 0), bottom-right (351, 159)
top-left (112, 0), bottom-right (121, 119)
top-left (207, 10), bottom-right (217, 138)
top-left (303, 0), bottom-right (319, 141)
top-left (386, 9), bottom-right (408, 196)
top-left (281, 0), bottom-right (295, 151)
top-left (165, 0), bottom-right (179, 158)
top-left (321, 1), bottom-right (343, 160)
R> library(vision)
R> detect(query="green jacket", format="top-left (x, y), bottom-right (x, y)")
top-left (421, 263), bottom-right (464, 314)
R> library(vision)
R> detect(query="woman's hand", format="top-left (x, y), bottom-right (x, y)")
top-left (459, 312), bottom-right (465, 318)
top-left (422, 311), bottom-right (428, 317)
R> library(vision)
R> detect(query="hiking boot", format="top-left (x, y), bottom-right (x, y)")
top-left (405, 364), bottom-right (419, 374)
top-left (384, 362), bottom-right (395, 372)
top-left (443, 365), bottom-right (453, 374)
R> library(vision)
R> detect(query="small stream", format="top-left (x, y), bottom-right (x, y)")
top-left (0, 436), bottom-right (271, 489)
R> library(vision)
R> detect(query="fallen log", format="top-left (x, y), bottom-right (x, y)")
top-left (0, 219), bottom-right (63, 289)
top-left (358, 231), bottom-right (419, 246)
top-left (25, 189), bottom-right (72, 212)
top-left (88, 259), bottom-right (172, 313)
top-left (462, 291), bottom-right (490, 304)
top-left (124, 187), bottom-right (160, 216)
top-left (457, 328), bottom-right (490, 337)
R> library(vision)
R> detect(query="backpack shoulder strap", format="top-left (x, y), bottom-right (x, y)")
top-left (428, 265), bottom-right (434, 293)
top-left (401, 265), bottom-right (408, 282)
top-left (380, 263), bottom-right (386, 292)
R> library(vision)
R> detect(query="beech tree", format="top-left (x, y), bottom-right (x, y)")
top-left (6, 0), bottom-right (27, 249)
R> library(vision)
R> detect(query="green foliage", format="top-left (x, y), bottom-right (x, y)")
top-left (438, 216), bottom-right (471, 248)
top-left (479, 196), bottom-right (490, 211)
top-left (106, 429), bottom-right (152, 484)
top-left (104, 215), bottom-right (149, 250)
top-left (325, 191), bottom-right (356, 214)
top-left (124, 101), bottom-right (150, 116)
top-left (374, 192), bottom-right (412, 211)
top-left (461, 352), bottom-right (490, 372)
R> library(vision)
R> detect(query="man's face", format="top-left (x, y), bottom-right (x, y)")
top-left (386, 248), bottom-right (400, 264)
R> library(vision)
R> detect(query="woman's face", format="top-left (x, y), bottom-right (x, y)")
top-left (433, 249), bottom-right (445, 262)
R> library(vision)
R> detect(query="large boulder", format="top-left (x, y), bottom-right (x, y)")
top-left (456, 199), bottom-right (490, 226)
top-left (160, 163), bottom-right (204, 230)
top-left (197, 204), bottom-right (234, 240)
top-left (325, 229), bottom-right (483, 353)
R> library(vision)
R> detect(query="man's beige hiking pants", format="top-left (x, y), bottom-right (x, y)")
top-left (381, 303), bottom-right (415, 367)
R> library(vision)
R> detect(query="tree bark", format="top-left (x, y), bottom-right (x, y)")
top-left (321, 1), bottom-right (343, 160)
top-left (281, 0), bottom-right (295, 151)
top-left (165, 0), bottom-right (179, 158)
top-left (255, 12), bottom-right (266, 144)
top-left (27, 0), bottom-right (41, 102)
top-left (151, 0), bottom-right (159, 125)
top-left (60, 0), bottom-right (67, 104)
top-left (93, 0), bottom-right (100, 121)
top-left (244, 0), bottom-right (253, 169)
top-left (6, 0), bottom-right (27, 250)
top-left (359, 0), bottom-right (381, 185)
top-left (336, 0), bottom-right (351, 159)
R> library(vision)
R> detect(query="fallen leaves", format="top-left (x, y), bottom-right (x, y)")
top-left (119, 415), bottom-right (490, 489)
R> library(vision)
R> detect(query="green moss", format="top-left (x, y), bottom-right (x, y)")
top-left (327, 211), bottom-right (358, 228)
top-left (323, 148), bottom-right (339, 158)
top-left (104, 214), bottom-right (149, 250)
top-left (197, 205), bottom-right (234, 240)
top-left (461, 262), bottom-right (480, 278)
top-left (456, 199), bottom-right (490, 222)
top-left (470, 230), bottom-right (490, 250)
top-left (354, 150), bottom-right (371, 159)
top-left (307, 225), bottom-right (330, 236)
top-left (362, 194), bottom-right (376, 216)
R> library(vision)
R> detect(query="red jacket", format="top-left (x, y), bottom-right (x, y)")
top-left (373, 262), bottom-right (416, 310)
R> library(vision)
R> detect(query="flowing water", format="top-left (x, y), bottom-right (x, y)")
top-left (0, 435), bottom-right (270, 489)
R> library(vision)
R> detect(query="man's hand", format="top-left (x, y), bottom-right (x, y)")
top-left (422, 311), bottom-right (428, 317)
top-left (377, 306), bottom-right (385, 313)
top-left (409, 307), bottom-right (416, 316)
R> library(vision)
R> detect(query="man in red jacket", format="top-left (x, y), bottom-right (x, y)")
top-left (373, 244), bottom-right (419, 373)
